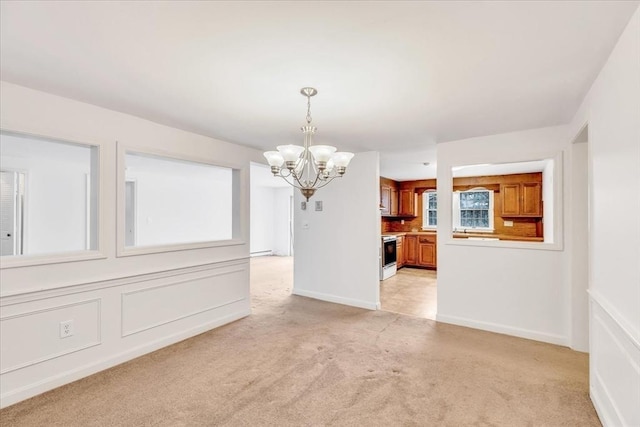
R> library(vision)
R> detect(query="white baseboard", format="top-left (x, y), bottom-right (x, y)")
top-left (250, 251), bottom-right (272, 257)
top-left (435, 313), bottom-right (568, 346)
top-left (0, 309), bottom-right (250, 409)
top-left (292, 288), bottom-right (378, 310)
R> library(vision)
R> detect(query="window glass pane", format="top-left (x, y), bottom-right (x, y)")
top-left (423, 192), bottom-right (437, 227)
top-left (0, 131), bottom-right (98, 257)
top-left (124, 152), bottom-right (236, 248)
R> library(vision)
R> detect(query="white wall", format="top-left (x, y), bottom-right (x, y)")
top-left (1, 133), bottom-right (95, 255)
top-left (273, 187), bottom-right (293, 256)
top-left (436, 125), bottom-right (572, 345)
top-left (293, 151), bottom-right (381, 309)
top-left (249, 162), bottom-right (293, 256)
top-left (250, 184), bottom-right (276, 255)
top-left (0, 81), bottom-right (262, 407)
top-left (566, 8), bottom-right (640, 426)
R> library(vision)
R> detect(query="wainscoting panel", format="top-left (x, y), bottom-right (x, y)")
top-left (590, 293), bottom-right (640, 427)
top-left (0, 260), bottom-right (250, 409)
top-left (121, 266), bottom-right (247, 337)
top-left (0, 299), bottom-right (101, 375)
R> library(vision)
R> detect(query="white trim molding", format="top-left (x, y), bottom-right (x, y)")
top-left (589, 291), bottom-right (640, 427)
top-left (436, 313), bottom-right (568, 346)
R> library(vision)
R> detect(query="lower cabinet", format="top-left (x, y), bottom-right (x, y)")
top-left (417, 235), bottom-right (437, 268)
top-left (402, 234), bottom-right (436, 269)
top-left (404, 235), bottom-right (417, 265)
top-left (396, 235), bottom-right (405, 268)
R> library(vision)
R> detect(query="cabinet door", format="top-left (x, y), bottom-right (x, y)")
top-left (390, 188), bottom-right (399, 216)
top-left (380, 185), bottom-right (391, 215)
top-left (399, 189), bottom-right (416, 216)
top-left (501, 184), bottom-right (520, 216)
top-left (418, 236), bottom-right (437, 268)
top-left (521, 182), bottom-right (542, 216)
top-left (396, 236), bottom-right (404, 268)
top-left (404, 235), bottom-right (417, 265)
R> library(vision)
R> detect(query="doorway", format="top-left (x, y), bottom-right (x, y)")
top-left (0, 170), bottom-right (26, 256)
top-left (249, 162), bottom-right (294, 257)
top-left (570, 124), bottom-right (589, 352)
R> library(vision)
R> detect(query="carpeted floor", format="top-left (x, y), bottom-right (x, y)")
top-left (0, 256), bottom-right (600, 426)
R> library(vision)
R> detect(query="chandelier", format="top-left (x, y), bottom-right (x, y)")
top-left (263, 87), bottom-right (354, 201)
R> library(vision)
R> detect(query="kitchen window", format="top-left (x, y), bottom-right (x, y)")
top-left (452, 188), bottom-right (494, 232)
top-left (422, 191), bottom-right (437, 229)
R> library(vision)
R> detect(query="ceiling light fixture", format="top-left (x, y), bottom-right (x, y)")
top-left (263, 87), bottom-right (354, 201)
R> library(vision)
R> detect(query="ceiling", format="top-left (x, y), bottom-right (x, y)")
top-left (1, 1), bottom-right (637, 180)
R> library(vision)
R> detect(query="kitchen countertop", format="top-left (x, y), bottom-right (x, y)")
top-left (382, 231), bottom-right (543, 242)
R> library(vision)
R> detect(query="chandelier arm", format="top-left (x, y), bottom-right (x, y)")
top-left (277, 172), bottom-right (307, 191)
top-left (291, 171), bottom-right (308, 190)
top-left (314, 176), bottom-right (340, 189)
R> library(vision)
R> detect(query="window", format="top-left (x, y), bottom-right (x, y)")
top-left (121, 150), bottom-right (241, 253)
top-left (422, 191), bottom-right (437, 229)
top-left (0, 130), bottom-right (98, 259)
top-left (453, 188), bottom-right (494, 232)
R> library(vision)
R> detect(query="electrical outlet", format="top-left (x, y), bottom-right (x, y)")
top-left (60, 320), bottom-right (74, 339)
top-left (504, 220), bottom-right (514, 227)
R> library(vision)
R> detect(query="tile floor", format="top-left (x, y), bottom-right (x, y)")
top-left (379, 267), bottom-right (437, 319)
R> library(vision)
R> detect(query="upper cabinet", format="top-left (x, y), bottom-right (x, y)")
top-left (500, 182), bottom-right (542, 217)
top-left (380, 178), bottom-right (414, 217)
top-left (390, 187), bottom-right (399, 216)
top-left (380, 183), bottom-right (391, 216)
top-left (398, 189), bottom-right (418, 217)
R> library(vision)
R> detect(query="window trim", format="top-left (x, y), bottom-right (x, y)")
top-left (421, 190), bottom-right (437, 230)
top-left (452, 188), bottom-right (494, 233)
top-left (0, 128), bottom-right (107, 269)
top-left (441, 151), bottom-right (564, 251)
top-left (116, 143), bottom-right (246, 258)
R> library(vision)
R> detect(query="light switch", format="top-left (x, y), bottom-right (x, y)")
top-left (315, 201), bottom-right (323, 211)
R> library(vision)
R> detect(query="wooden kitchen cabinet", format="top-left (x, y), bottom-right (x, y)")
top-left (390, 187), bottom-right (399, 216)
top-left (396, 235), bottom-right (404, 268)
top-left (399, 189), bottom-right (417, 217)
top-left (417, 235), bottom-right (437, 268)
top-left (404, 235), bottom-right (417, 265)
top-left (380, 184), bottom-right (391, 216)
top-left (500, 182), bottom-right (542, 217)
top-left (401, 234), bottom-right (436, 269)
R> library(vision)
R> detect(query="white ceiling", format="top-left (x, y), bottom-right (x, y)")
top-left (1, 1), bottom-right (637, 180)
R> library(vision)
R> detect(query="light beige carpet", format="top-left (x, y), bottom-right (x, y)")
top-left (0, 256), bottom-right (600, 426)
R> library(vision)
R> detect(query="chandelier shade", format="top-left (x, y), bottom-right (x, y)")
top-left (263, 87), bottom-right (354, 201)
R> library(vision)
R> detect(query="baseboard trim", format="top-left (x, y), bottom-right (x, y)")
top-left (250, 251), bottom-right (272, 257)
top-left (0, 308), bottom-right (250, 409)
top-left (435, 313), bottom-right (568, 346)
top-left (292, 288), bottom-right (377, 310)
